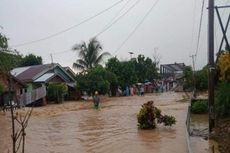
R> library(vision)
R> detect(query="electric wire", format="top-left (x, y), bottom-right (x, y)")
top-left (190, 0), bottom-right (197, 52)
top-left (94, 0), bottom-right (139, 37)
top-left (194, 0), bottom-right (205, 58)
top-left (44, 0), bottom-right (138, 56)
top-left (11, 0), bottom-right (125, 47)
top-left (113, 0), bottom-right (160, 55)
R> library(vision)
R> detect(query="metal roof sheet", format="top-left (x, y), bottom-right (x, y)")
top-left (34, 73), bottom-right (55, 82)
top-left (161, 63), bottom-right (185, 72)
top-left (11, 66), bottom-right (30, 76)
top-left (12, 64), bottom-right (53, 82)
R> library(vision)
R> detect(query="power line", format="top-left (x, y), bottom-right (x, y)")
top-left (48, 0), bottom-right (138, 56)
top-left (190, 54), bottom-right (196, 90)
top-left (40, 0), bottom-right (138, 57)
top-left (52, 49), bottom-right (72, 55)
top-left (113, 0), bottom-right (160, 55)
top-left (190, 0), bottom-right (197, 51)
top-left (12, 0), bottom-right (125, 47)
top-left (94, 0), bottom-right (138, 37)
top-left (194, 0), bottom-right (205, 58)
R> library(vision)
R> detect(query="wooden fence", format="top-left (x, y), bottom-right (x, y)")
top-left (19, 86), bottom-right (46, 106)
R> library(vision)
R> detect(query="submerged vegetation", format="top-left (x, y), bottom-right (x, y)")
top-left (137, 101), bottom-right (176, 129)
top-left (191, 99), bottom-right (208, 114)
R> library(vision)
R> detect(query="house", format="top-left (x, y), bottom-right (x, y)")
top-left (63, 66), bottom-right (76, 79)
top-left (160, 63), bottom-right (186, 79)
top-left (11, 63), bottom-right (80, 105)
top-left (0, 72), bottom-right (27, 107)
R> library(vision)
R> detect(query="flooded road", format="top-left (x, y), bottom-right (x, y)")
top-left (0, 92), bottom-right (189, 153)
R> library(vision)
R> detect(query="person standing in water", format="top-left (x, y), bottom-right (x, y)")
top-left (93, 91), bottom-right (100, 109)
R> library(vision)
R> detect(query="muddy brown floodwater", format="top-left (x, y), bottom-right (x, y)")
top-left (0, 92), bottom-right (189, 153)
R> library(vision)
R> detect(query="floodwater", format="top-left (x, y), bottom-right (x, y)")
top-left (190, 114), bottom-right (220, 153)
top-left (0, 92), bottom-right (189, 153)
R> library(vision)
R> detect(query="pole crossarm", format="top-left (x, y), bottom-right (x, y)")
top-left (215, 7), bottom-right (230, 50)
top-left (218, 14), bottom-right (230, 53)
top-left (215, 5), bottom-right (230, 9)
top-left (207, 5), bottom-right (230, 9)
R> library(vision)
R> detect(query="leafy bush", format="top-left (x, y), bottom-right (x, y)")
top-left (191, 99), bottom-right (208, 114)
top-left (157, 115), bottom-right (176, 126)
top-left (137, 101), bottom-right (156, 129)
top-left (47, 82), bottom-right (67, 103)
top-left (215, 82), bottom-right (230, 118)
top-left (137, 101), bottom-right (176, 129)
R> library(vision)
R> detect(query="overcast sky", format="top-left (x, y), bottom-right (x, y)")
top-left (0, 0), bottom-right (229, 71)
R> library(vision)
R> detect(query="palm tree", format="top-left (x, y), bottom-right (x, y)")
top-left (72, 37), bottom-right (110, 70)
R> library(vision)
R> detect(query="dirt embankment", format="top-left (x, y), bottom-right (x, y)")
top-left (212, 119), bottom-right (230, 153)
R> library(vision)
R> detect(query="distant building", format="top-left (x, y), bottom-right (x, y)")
top-left (160, 63), bottom-right (186, 91)
top-left (160, 63), bottom-right (186, 79)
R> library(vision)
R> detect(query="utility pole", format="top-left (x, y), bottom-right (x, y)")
top-left (208, 0), bottom-right (215, 133)
top-left (190, 54), bottom-right (196, 98)
top-left (50, 53), bottom-right (54, 64)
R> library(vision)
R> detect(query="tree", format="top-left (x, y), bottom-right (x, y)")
top-left (0, 51), bottom-right (22, 72)
top-left (72, 37), bottom-right (110, 70)
top-left (215, 82), bottom-right (230, 118)
top-left (106, 57), bottom-right (137, 89)
top-left (106, 55), bottom-right (158, 88)
top-left (0, 33), bottom-right (22, 72)
top-left (19, 54), bottom-right (42, 67)
top-left (216, 50), bottom-right (230, 81)
top-left (0, 33), bottom-right (8, 50)
top-left (183, 66), bottom-right (193, 90)
top-left (119, 61), bottom-right (138, 87)
top-left (134, 54), bottom-right (158, 82)
top-left (195, 66), bottom-right (208, 90)
top-left (75, 66), bottom-right (117, 95)
top-left (214, 49), bottom-right (230, 118)
top-left (152, 50), bottom-right (161, 68)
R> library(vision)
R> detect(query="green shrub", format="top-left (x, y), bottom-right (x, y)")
top-left (215, 82), bottom-right (230, 118)
top-left (47, 82), bottom-right (67, 103)
top-left (137, 101), bottom-right (176, 129)
top-left (160, 115), bottom-right (176, 126)
top-left (137, 106), bottom-right (156, 129)
top-left (191, 100), bottom-right (208, 114)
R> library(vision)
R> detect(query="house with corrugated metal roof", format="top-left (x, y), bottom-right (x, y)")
top-left (11, 63), bottom-right (79, 105)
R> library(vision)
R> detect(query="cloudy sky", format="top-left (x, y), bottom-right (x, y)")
top-left (0, 0), bottom-right (229, 71)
